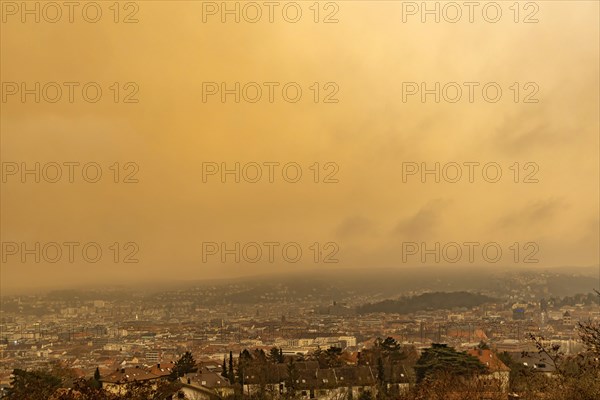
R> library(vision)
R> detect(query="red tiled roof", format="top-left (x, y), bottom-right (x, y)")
top-left (101, 367), bottom-right (160, 384)
top-left (466, 349), bottom-right (510, 372)
top-left (149, 362), bottom-right (175, 377)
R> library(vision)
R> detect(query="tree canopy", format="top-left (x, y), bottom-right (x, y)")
top-left (414, 343), bottom-right (487, 383)
top-left (169, 351), bottom-right (198, 380)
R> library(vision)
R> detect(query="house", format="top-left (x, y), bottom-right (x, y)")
top-left (466, 348), bottom-right (510, 396)
top-left (100, 366), bottom-right (161, 395)
top-left (508, 352), bottom-right (556, 377)
top-left (562, 311), bottom-right (572, 326)
top-left (182, 367), bottom-right (234, 398)
top-left (240, 361), bottom-right (404, 399)
top-left (378, 363), bottom-right (412, 395)
top-left (150, 362), bottom-right (176, 378)
top-left (178, 383), bottom-right (223, 400)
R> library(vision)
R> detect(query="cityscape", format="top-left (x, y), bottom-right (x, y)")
top-left (1, 0), bottom-right (599, 399)
top-left (1, 268), bottom-right (599, 399)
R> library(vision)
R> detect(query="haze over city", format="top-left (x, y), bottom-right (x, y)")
top-left (0, 1), bottom-right (599, 399)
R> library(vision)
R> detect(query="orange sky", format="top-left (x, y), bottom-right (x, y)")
top-left (1, 1), bottom-right (599, 294)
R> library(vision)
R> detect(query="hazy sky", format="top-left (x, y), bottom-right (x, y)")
top-left (1, 1), bottom-right (599, 294)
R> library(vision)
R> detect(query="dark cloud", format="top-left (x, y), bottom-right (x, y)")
top-left (393, 199), bottom-right (450, 240)
top-left (335, 216), bottom-right (374, 239)
top-left (495, 199), bottom-right (568, 230)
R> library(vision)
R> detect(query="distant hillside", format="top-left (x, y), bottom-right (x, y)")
top-left (357, 291), bottom-right (496, 314)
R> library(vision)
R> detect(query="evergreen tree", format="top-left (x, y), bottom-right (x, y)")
top-left (311, 346), bottom-right (324, 367)
top-left (414, 343), bottom-right (487, 383)
top-left (228, 351), bottom-right (235, 384)
top-left (380, 337), bottom-right (401, 354)
top-left (376, 356), bottom-right (387, 399)
top-left (325, 346), bottom-right (344, 367)
top-left (222, 356), bottom-right (228, 379)
top-left (7, 369), bottom-right (62, 400)
top-left (237, 349), bottom-right (253, 393)
top-left (169, 351), bottom-right (198, 380)
top-left (376, 357), bottom-right (385, 383)
top-left (89, 367), bottom-right (102, 389)
top-left (269, 346), bottom-right (281, 363)
top-left (285, 359), bottom-right (299, 399)
top-left (254, 348), bottom-right (267, 363)
top-left (240, 349), bottom-right (252, 361)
